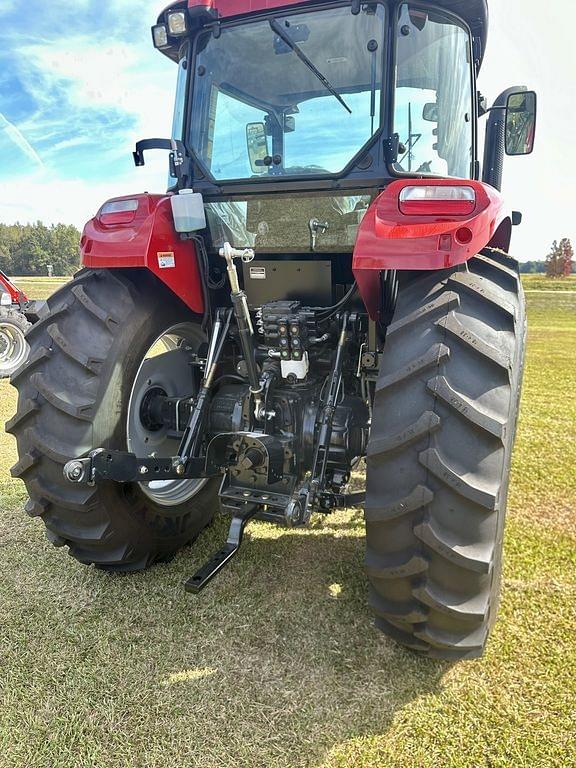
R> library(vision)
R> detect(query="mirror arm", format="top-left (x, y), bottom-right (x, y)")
top-left (482, 86), bottom-right (526, 191)
top-left (133, 138), bottom-right (193, 187)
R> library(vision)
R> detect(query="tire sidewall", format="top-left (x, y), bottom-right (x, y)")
top-left (364, 255), bottom-right (525, 657)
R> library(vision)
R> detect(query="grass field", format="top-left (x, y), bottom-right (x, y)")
top-left (12, 276), bottom-right (71, 300)
top-left (1, 277), bottom-right (575, 767)
top-left (520, 274), bottom-right (576, 292)
top-left (13, 273), bottom-right (576, 302)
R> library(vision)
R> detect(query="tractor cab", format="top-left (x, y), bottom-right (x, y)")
top-left (148, 0), bottom-right (534, 257)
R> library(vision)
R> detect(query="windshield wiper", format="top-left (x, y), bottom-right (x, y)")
top-left (269, 19), bottom-right (352, 114)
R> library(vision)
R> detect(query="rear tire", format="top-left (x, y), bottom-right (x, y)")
top-left (8, 269), bottom-right (218, 571)
top-left (0, 307), bottom-right (31, 379)
top-left (365, 250), bottom-right (525, 659)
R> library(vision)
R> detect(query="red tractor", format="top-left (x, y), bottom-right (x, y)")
top-left (0, 271), bottom-right (42, 378)
top-left (9, 0), bottom-right (536, 659)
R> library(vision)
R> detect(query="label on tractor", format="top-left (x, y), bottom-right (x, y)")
top-left (157, 252), bottom-right (175, 269)
top-left (249, 266), bottom-right (266, 280)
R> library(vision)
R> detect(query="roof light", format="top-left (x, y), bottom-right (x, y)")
top-left (399, 185), bottom-right (476, 216)
top-left (167, 11), bottom-right (188, 36)
top-left (152, 23), bottom-right (169, 49)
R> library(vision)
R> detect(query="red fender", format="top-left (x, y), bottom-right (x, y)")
top-left (81, 193), bottom-right (204, 313)
top-left (352, 179), bottom-right (508, 320)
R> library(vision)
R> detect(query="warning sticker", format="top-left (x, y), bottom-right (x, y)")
top-left (157, 252), bottom-right (175, 269)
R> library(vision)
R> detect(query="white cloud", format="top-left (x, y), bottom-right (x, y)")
top-left (0, 112), bottom-right (43, 166)
top-left (23, 39), bottom-right (158, 115)
top-left (0, 161), bottom-right (171, 229)
top-left (50, 136), bottom-right (92, 153)
top-left (16, 34), bottom-right (174, 154)
top-left (0, 7), bottom-right (177, 229)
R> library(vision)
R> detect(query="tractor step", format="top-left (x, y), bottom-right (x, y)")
top-left (184, 503), bottom-right (258, 593)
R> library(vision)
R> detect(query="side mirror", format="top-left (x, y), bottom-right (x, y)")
top-left (246, 122), bottom-right (269, 174)
top-left (422, 103), bottom-right (438, 122)
top-left (505, 90), bottom-right (537, 155)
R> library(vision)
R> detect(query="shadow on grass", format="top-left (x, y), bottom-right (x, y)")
top-left (126, 512), bottom-right (450, 766)
top-left (2, 503), bottom-right (451, 768)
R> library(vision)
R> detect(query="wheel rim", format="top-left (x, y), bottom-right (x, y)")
top-left (0, 321), bottom-right (28, 374)
top-left (127, 322), bottom-right (208, 507)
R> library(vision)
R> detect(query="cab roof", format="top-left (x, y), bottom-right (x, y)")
top-left (157, 0), bottom-right (488, 66)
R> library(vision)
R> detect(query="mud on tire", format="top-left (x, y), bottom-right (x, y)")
top-left (365, 249), bottom-right (526, 659)
top-left (8, 269), bottom-right (218, 571)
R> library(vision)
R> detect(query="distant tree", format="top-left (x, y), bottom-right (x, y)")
top-left (559, 238), bottom-right (574, 277)
top-left (0, 222), bottom-right (81, 276)
top-left (0, 246), bottom-right (10, 273)
top-left (0, 224), bottom-right (22, 273)
top-left (545, 240), bottom-right (564, 278)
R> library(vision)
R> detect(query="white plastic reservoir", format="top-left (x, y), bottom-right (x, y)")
top-left (170, 189), bottom-right (206, 233)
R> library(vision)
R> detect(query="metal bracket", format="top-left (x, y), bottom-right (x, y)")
top-left (63, 449), bottom-right (210, 485)
top-left (184, 503), bottom-right (258, 593)
top-left (318, 490), bottom-right (365, 511)
top-left (205, 431), bottom-right (285, 484)
top-left (384, 133), bottom-right (400, 164)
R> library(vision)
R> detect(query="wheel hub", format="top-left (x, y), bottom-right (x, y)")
top-left (139, 386), bottom-right (168, 432)
top-left (0, 321), bottom-right (27, 371)
top-left (0, 329), bottom-right (11, 360)
top-left (126, 323), bottom-right (208, 507)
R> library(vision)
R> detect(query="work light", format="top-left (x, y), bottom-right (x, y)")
top-left (399, 185), bottom-right (476, 216)
top-left (100, 199), bottom-right (139, 215)
top-left (0, 291), bottom-right (11, 306)
top-left (152, 23), bottom-right (169, 49)
top-left (99, 198), bottom-right (139, 225)
top-left (167, 11), bottom-right (188, 35)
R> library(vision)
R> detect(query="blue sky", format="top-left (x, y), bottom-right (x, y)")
top-left (0, 0), bottom-right (574, 261)
top-left (0, 0), bottom-right (174, 223)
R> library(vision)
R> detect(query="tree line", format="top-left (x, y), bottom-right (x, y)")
top-left (0, 222), bottom-right (81, 276)
top-left (519, 261), bottom-right (546, 274)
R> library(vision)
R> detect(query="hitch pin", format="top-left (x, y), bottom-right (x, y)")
top-left (63, 457), bottom-right (93, 485)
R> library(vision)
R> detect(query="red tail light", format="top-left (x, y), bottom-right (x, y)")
top-left (399, 185), bottom-right (476, 216)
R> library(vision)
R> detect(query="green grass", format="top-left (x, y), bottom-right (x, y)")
top-left (12, 276), bottom-right (70, 301)
top-left (0, 281), bottom-right (575, 767)
top-left (521, 274), bottom-right (576, 292)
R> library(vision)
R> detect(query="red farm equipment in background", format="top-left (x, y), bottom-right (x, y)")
top-left (0, 271), bottom-right (44, 378)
